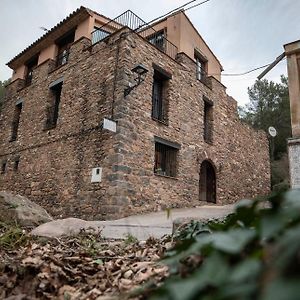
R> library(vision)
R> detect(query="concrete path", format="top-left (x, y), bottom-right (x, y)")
top-left (31, 204), bottom-right (235, 240)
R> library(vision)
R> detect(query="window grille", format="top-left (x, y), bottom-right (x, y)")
top-left (154, 142), bottom-right (178, 177)
top-left (152, 70), bottom-right (169, 123)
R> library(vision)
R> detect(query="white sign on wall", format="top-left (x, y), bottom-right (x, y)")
top-left (91, 167), bottom-right (102, 183)
top-left (103, 118), bottom-right (117, 133)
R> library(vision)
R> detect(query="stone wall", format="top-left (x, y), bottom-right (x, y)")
top-left (0, 29), bottom-right (270, 220)
top-left (110, 31), bottom-right (270, 215)
top-left (0, 36), bottom-right (126, 220)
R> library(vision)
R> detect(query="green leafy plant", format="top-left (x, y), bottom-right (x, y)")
top-left (124, 233), bottom-right (138, 245)
top-left (139, 190), bottom-right (300, 300)
top-left (0, 222), bottom-right (28, 250)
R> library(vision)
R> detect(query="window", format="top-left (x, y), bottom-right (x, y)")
top-left (195, 52), bottom-right (208, 81)
top-left (11, 102), bottom-right (23, 141)
top-left (55, 30), bottom-right (75, 67)
top-left (14, 157), bottom-right (20, 171)
top-left (45, 81), bottom-right (63, 129)
top-left (154, 137), bottom-right (180, 178)
top-left (1, 161), bottom-right (6, 174)
top-left (147, 30), bottom-right (165, 51)
top-left (92, 27), bottom-right (110, 44)
top-left (203, 97), bottom-right (213, 143)
top-left (25, 56), bottom-right (38, 85)
top-left (152, 67), bottom-right (171, 123)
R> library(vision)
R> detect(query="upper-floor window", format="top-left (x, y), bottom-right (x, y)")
top-left (152, 66), bottom-right (171, 124)
top-left (203, 96), bottom-right (213, 144)
top-left (25, 56), bottom-right (38, 85)
top-left (195, 52), bottom-right (208, 82)
top-left (45, 80), bottom-right (63, 129)
top-left (11, 101), bottom-right (23, 141)
top-left (92, 26), bottom-right (110, 44)
top-left (147, 30), bottom-right (165, 51)
top-left (55, 30), bottom-right (75, 67)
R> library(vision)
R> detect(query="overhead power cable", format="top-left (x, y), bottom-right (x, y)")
top-left (221, 64), bottom-right (271, 76)
top-left (217, 57), bottom-right (286, 77)
top-left (147, 0), bottom-right (211, 26)
top-left (184, 0), bottom-right (211, 12)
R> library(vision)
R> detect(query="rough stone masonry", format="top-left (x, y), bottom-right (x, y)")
top-left (0, 28), bottom-right (270, 220)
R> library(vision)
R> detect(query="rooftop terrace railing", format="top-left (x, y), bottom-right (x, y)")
top-left (91, 10), bottom-right (178, 60)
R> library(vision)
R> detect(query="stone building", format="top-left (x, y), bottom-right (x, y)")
top-left (284, 40), bottom-right (300, 188)
top-left (0, 7), bottom-right (270, 220)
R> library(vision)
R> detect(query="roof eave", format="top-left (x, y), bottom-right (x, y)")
top-left (7, 6), bottom-right (91, 69)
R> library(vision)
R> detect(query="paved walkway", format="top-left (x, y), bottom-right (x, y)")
top-left (31, 204), bottom-right (235, 240)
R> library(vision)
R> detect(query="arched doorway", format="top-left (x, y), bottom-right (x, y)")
top-left (199, 160), bottom-right (216, 203)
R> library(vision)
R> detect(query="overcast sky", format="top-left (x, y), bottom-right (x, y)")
top-left (0, 0), bottom-right (299, 106)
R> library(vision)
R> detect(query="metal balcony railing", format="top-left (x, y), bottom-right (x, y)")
top-left (91, 10), bottom-right (178, 60)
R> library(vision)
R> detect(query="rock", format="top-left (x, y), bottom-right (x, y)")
top-left (31, 217), bottom-right (104, 237)
top-left (0, 191), bottom-right (53, 227)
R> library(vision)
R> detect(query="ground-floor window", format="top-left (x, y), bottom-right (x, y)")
top-left (154, 137), bottom-right (180, 177)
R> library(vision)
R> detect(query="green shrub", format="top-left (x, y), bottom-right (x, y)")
top-left (140, 190), bottom-right (300, 300)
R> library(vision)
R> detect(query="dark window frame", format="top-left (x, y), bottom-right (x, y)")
top-left (14, 157), bottom-right (20, 172)
top-left (10, 101), bottom-right (23, 142)
top-left (45, 81), bottom-right (63, 130)
top-left (151, 66), bottom-right (171, 124)
top-left (203, 96), bottom-right (213, 144)
top-left (55, 30), bottom-right (75, 67)
top-left (195, 51), bottom-right (208, 82)
top-left (154, 137), bottom-right (180, 178)
top-left (24, 55), bottom-right (39, 86)
top-left (147, 29), bottom-right (166, 51)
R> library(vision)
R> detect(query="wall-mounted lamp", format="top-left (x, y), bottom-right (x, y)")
top-left (124, 64), bottom-right (148, 97)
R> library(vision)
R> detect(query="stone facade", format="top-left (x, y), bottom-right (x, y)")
top-left (0, 26), bottom-right (270, 220)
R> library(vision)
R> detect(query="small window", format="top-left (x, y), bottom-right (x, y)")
top-left (204, 97), bottom-right (213, 143)
top-left (25, 56), bottom-right (38, 85)
top-left (195, 53), bottom-right (207, 81)
top-left (11, 102), bottom-right (23, 141)
top-left (154, 142), bottom-right (178, 178)
top-left (14, 158), bottom-right (20, 171)
top-left (1, 161), bottom-right (6, 174)
top-left (152, 69), bottom-right (170, 123)
top-left (55, 30), bottom-right (75, 67)
top-left (147, 30), bottom-right (165, 51)
top-left (45, 82), bottom-right (63, 129)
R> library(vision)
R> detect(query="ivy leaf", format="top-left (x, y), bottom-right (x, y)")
top-left (229, 258), bottom-right (261, 282)
top-left (261, 278), bottom-right (300, 300)
top-left (260, 213), bottom-right (286, 240)
top-left (208, 228), bottom-right (256, 254)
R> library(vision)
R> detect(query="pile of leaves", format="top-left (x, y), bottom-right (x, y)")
top-left (2, 190), bottom-right (300, 300)
top-left (0, 229), bottom-right (170, 299)
top-left (139, 190), bottom-right (300, 300)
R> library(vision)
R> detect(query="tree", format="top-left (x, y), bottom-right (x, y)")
top-left (239, 75), bottom-right (291, 160)
top-left (0, 79), bottom-right (10, 112)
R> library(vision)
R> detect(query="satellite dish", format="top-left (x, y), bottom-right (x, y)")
top-left (268, 126), bottom-right (277, 137)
